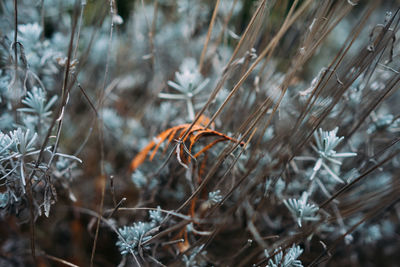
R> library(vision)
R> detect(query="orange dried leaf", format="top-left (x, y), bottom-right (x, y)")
top-left (196, 114), bottom-right (215, 128)
top-left (193, 137), bottom-right (227, 158)
top-left (163, 125), bottom-right (184, 153)
top-left (129, 140), bottom-right (156, 171)
top-left (149, 127), bottom-right (175, 161)
top-left (130, 116), bottom-right (244, 172)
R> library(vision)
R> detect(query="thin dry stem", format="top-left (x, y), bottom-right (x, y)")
top-left (198, 0), bottom-right (220, 72)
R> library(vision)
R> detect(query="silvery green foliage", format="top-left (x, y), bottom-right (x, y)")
top-left (368, 113), bottom-right (400, 133)
top-left (284, 192), bottom-right (319, 227)
top-left (44, 0), bottom-right (76, 10)
top-left (116, 208), bottom-right (164, 255)
top-left (314, 127), bottom-right (356, 160)
top-left (0, 71), bottom-right (11, 104)
top-left (214, 87), bottom-right (230, 105)
top-left (128, 3), bottom-right (163, 58)
top-left (0, 128), bottom-right (38, 198)
top-left (167, 58), bottom-right (209, 95)
top-left (0, 131), bottom-right (13, 156)
top-left (1, 127), bottom-right (67, 216)
top-left (218, 0), bottom-right (243, 17)
top-left (265, 244), bottom-right (303, 267)
top-left (149, 206), bottom-right (163, 224)
top-left (51, 32), bottom-right (70, 53)
top-left (265, 177), bottom-right (285, 199)
top-left (234, 151), bottom-right (250, 172)
top-left (116, 221), bottom-right (152, 255)
top-left (18, 23), bottom-right (41, 47)
top-left (348, 216), bottom-right (395, 245)
top-left (2, 128), bottom-right (38, 157)
top-left (182, 245), bottom-right (207, 267)
top-left (309, 127), bottom-right (356, 182)
top-left (160, 58), bottom-right (210, 120)
top-left (363, 224), bottom-right (382, 244)
top-left (87, 30), bottom-right (117, 65)
top-left (131, 169), bottom-right (147, 188)
top-left (54, 157), bottom-right (78, 182)
top-left (15, 23), bottom-right (62, 80)
top-left (208, 190), bottom-right (223, 205)
top-left (18, 87), bottom-right (57, 121)
top-left (0, 16), bottom-right (78, 218)
top-left (0, 192), bottom-right (8, 208)
top-left (145, 102), bottom-right (180, 128)
top-left (155, 21), bottom-right (189, 66)
top-left (102, 108), bottom-right (123, 136)
top-left (0, 0), bottom-right (398, 264)
top-left (54, 156), bottom-right (79, 204)
top-left (118, 117), bottom-right (148, 152)
top-left (177, 0), bottom-right (208, 37)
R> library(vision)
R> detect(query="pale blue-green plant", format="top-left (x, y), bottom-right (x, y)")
top-left (116, 221), bottom-right (153, 255)
top-left (1, 125), bottom-right (81, 215)
top-left (283, 192), bottom-right (319, 227)
top-left (149, 206), bottom-right (163, 225)
top-left (306, 127), bottom-right (357, 183)
top-left (6, 128), bottom-right (38, 157)
top-left (18, 87), bottom-right (57, 121)
top-left (182, 244), bottom-right (207, 267)
top-left (0, 192), bottom-right (8, 208)
top-left (18, 23), bottom-right (42, 48)
top-left (368, 113), bottom-right (400, 134)
top-left (54, 157), bottom-right (78, 182)
top-left (159, 58), bottom-right (210, 120)
top-left (101, 108), bottom-right (123, 136)
top-left (293, 128), bottom-right (357, 199)
top-left (131, 169), bottom-right (147, 188)
top-left (265, 177), bottom-right (285, 199)
top-left (0, 71), bottom-right (11, 104)
top-left (116, 207), bottom-right (164, 255)
top-left (265, 244), bottom-right (304, 267)
top-left (0, 113), bottom-right (14, 131)
top-left (208, 190), bottom-right (223, 205)
top-left (312, 127), bottom-right (356, 178)
top-left (0, 128), bottom-right (38, 193)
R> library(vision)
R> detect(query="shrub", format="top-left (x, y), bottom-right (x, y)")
top-left (0, 0), bottom-right (399, 266)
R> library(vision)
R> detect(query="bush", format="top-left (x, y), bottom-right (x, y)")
top-left (1, 0), bottom-right (399, 266)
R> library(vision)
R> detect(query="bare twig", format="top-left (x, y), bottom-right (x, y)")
top-left (198, 0), bottom-right (220, 72)
top-left (90, 0), bottom-right (117, 265)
